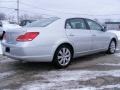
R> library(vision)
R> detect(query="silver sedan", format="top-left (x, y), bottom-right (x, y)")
top-left (2, 17), bottom-right (118, 68)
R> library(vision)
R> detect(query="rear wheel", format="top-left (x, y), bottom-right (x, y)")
top-left (53, 45), bottom-right (72, 68)
top-left (107, 40), bottom-right (116, 54)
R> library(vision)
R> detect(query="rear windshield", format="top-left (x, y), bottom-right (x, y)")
top-left (25, 17), bottom-right (59, 27)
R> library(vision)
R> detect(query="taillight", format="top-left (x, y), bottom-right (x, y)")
top-left (16, 32), bottom-right (39, 42)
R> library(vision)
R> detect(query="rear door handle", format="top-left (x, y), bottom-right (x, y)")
top-left (69, 34), bottom-right (75, 37)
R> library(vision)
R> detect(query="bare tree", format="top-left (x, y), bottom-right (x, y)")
top-left (19, 14), bottom-right (30, 21)
top-left (7, 16), bottom-right (15, 22)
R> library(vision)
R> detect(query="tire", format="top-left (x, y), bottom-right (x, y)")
top-left (107, 40), bottom-right (116, 54)
top-left (53, 45), bottom-right (73, 68)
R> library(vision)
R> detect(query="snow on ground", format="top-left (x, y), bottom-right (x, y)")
top-left (99, 84), bottom-right (120, 89)
top-left (97, 63), bottom-right (120, 66)
top-left (0, 71), bottom-right (15, 80)
top-left (38, 70), bottom-right (120, 82)
top-left (66, 87), bottom-right (96, 90)
top-left (115, 53), bottom-right (120, 57)
top-left (0, 58), bottom-right (15, 64)
top-left (72, 84), bottom-right (120, 90)
top-left (116, 48), bottom-right (120, 51)
top-left (19, 69), bottom-right (120, 90)
top-left (19, 82), bottom-right (55, 90)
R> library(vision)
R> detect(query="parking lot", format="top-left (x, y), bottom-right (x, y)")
top-left (0, 42), bottom-right (120, 90)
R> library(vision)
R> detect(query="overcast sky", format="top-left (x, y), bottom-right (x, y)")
top-left (0, 0), bottom-right (120, 19)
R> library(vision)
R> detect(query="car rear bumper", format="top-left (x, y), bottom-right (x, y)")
top-left (2, 43), bottom-right (53, 62)
top-left (4, 53), bottom-right (52, 62)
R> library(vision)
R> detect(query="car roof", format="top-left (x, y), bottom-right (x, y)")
top-left (59, 16), bottom-right (92, 21)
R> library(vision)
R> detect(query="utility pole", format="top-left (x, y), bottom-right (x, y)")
top-left (17, 0), bottom-right (19, 24)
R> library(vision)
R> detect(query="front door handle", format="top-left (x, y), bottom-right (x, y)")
top-left (69, 34), bottom-right (75, 37)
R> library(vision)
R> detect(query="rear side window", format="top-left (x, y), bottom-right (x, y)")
top-left (25, 17), bottom-right (59, 27)
top-left (65, 18), bottom-right (87, 29)
top-left (86, 19), bottom-right (102, 31)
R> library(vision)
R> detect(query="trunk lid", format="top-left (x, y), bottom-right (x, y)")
top-left (5, 28), bottom-right (27, 44)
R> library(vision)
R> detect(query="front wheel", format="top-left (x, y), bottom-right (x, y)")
top-left (53, 45), bottom-right (72, 68)
top-left (107, 40), bottom-right (116, 54)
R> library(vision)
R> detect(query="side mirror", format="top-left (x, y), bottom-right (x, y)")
top-left (101, 26), bottom-right (107, 32)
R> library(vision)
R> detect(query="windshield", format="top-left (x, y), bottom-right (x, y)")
top-left (25, 17), bottom-right (59, 27)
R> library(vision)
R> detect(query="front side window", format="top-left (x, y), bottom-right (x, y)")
top-left (86, 19), bottom-right (102, 31)
top-left (65, 18), bottom-right (86, 29)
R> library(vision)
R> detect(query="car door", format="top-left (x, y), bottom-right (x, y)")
top-left (85, 19), bottom-right (109, 50)
top-left (65, 18), bottom-right (92, 56)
